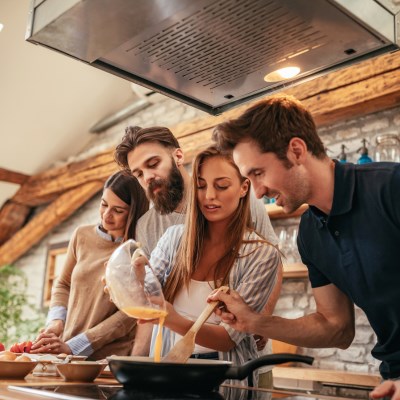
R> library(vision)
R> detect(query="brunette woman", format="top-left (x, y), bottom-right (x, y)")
top-left (31, 171), bottom-right (149, 360)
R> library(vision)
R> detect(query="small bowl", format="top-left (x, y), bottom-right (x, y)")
top-left (0, 360), bottom-right (37, 379)
top-left (56, 361), bottom-right (105, 382)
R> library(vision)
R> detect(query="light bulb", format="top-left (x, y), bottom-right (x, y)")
top-left (264, 66), bottom-right (301, 82)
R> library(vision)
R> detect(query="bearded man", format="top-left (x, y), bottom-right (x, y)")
top-left (114, 125), bottom-right (281, 356)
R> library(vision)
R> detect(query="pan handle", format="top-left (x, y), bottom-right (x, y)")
top-left (224, 353), bottom-right (314, 380)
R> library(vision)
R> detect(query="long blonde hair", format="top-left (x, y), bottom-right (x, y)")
top-left (163, 146), bottom-right (254, 302)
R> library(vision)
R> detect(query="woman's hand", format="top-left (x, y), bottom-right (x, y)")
top-left (31, 332), bottom-right (71, 355)
top-left (254, 335), bottom-right (267, 351)
top-left (132, 254), bottom-right (149, 284)
top-left (39, 320), bottom-right (64, 337)
top-left (102, 253), bottom-right (149, 300)
top-left (101, 275), bottom-right (113, 302)
top-left (163, 301), bottom-right (178, 326)
top-left (136, 301), bottom-right (175, 326)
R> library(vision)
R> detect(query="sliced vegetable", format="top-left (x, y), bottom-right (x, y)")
top-left (9, 340), bottom-right (33, 353)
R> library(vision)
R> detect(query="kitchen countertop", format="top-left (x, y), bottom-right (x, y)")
top-left (0, 373), bottom-right (120, 399)
top-left (0, 369), bottom-right (375, 400)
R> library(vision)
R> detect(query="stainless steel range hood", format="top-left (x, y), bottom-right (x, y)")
top-left (26, 0), bottom-right (399, 115)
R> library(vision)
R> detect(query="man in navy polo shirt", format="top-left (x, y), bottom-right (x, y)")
top-left (209, 95), bottom-right (400, 396)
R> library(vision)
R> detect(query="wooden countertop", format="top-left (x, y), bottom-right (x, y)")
top-left (0, 373), bottom-right (120, 399)
top-left (0, 368), bottom-right (380, 399)
top-left (272, 366), bottom-right (381, 388)
top-left (0, 373), bottom-right (119, 387)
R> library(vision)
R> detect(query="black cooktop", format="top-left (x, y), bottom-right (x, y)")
top-left (8, 384), bottom-right (371, 400)
top-left (9, 385), bottom-right (238, 400)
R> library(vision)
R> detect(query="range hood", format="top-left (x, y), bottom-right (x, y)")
top-left (26, 0), bottom-right (399, 115)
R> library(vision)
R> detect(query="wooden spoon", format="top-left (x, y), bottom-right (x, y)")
top-left (162, 286), bottom-right (229, 363)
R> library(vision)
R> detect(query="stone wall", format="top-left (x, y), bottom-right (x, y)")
top-left (14, 94), bottom-right (400, 375)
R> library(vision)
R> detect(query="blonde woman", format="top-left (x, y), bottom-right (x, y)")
top-left (138, 146), bottom-right (280, 388)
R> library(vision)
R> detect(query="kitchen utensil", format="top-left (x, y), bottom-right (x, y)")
top-left (31, 354), bottom-right (59, 377)
top-left (163, 286), bottom-right (229, 363)
top-left (105, 240), bottom-right (166, 318)
top-left (0, 360), bottom-right (37, 379)
top-left (56, 361), bottom-right (106, 382)
top-left (59, 354), bottom-right (74, 364)
top-left (56, 354), bottom-right (88, 361)
top-left (108, 353), bottom-right (313, 393)
top-left (106, 240), bottom-right (167, 362)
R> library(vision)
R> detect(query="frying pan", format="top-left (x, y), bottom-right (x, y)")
top-left (108, 353), bottom-right (313, 393)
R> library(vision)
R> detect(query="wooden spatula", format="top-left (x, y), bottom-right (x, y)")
top-left (162, 286), bottom-right (229, 363)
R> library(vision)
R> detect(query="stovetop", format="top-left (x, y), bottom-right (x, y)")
top-left (9, 385), bottom-right (224, 400)
top-left (8, 384), bottom-right (372, 400)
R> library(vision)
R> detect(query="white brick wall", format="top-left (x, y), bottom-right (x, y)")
top-left (14, 95), bottom-right (400, 375)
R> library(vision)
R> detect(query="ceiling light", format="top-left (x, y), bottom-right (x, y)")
top-left (0, 23), bottom-right (4, 32)
top-left (264, 67), bottom-right (301, 83)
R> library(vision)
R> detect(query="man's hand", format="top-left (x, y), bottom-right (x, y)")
top-left (370, 380), bottom-right (400, 400)
top-left (208, 289), bottom-right (259, 333)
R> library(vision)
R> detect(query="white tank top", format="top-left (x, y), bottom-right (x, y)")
top-left (173, 279), bottom-right (221, 354)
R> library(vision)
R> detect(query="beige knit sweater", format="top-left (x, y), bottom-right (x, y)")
top-left (50, 225), bottom-right (136, 360)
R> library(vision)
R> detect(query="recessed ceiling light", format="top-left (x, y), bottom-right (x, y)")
top-left (264, 66), bottom-right (301, 82)
top-left (0, 23), bottom-right (4, 32)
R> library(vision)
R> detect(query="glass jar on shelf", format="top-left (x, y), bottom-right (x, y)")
top-left (374, 133), bottom-right (400, 162)
top-left (276, 225), bottom-right (301, 265)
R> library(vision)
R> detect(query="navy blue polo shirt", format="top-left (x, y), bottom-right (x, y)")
top-left (298, 161), bottom-right (400, 379)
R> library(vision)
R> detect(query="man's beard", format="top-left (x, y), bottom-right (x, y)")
top-left (148, 159), bottom-right (185, 215)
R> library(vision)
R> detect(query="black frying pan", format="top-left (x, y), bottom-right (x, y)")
top-left (108, 353), bottom-right (313, 393)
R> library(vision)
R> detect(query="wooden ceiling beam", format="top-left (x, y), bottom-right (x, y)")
top-left (0, 180), bottom-right (103, 267)
top-left (0, 201), bottom-right (31, 246)
top-left (12, 151), bottom-right (117, 207)
top-left (0, 167), bottom-right (30, 185)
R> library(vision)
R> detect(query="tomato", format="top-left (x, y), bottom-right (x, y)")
top-left (9, 343), bottom-right (20, 353)
top-left (0, 342), bottom-right (5, 352)
top-left (9, 340), bottom-right (33, 353)
top-left (24, 341), bottom-right (32, 353)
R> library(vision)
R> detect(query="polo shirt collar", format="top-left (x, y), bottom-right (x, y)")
top-left (308, 160), bottom-right (355, 227)
top-left (330, 160), bottom-right (355, 216)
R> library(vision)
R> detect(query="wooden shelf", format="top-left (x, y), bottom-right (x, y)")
top-left (272, 366), bottom-right (380, 388)
top-left (283, 263), bottom-right (308, 279)
top-left (266, 204), bottom-right (308, 220)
